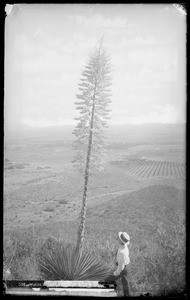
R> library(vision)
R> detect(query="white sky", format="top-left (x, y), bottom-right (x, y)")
top-left (5, 4), bottom-right (186, 129)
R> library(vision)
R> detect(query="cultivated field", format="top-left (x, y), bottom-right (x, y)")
top-left (3, 124), bottom-right (186, 296)
top-left (111, 159), bottom-right (185, 178)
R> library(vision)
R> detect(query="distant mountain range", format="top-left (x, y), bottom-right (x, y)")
top-left (4, 123), bottom-right (186, 145)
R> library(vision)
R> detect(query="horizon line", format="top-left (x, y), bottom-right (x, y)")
top-left (5, 121), bottom-right (186, 131)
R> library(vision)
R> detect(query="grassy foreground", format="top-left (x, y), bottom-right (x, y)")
top-left (3, 185), bottom-right (185, 296)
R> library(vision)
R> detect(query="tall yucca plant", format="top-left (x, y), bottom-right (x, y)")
top-left (73, 39), bottom-right (112, 253)
top-left (38, 243), bottom-right (109, 280)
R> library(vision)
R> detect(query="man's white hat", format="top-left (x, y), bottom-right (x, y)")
top-left (118, 232), bottom-right (130, 245)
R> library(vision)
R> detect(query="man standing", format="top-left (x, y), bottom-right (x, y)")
top-left (104, 232), bottom-right (131, 297)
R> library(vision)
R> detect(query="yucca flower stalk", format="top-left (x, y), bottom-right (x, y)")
top-left (73, 39), bottom-right (112, 254)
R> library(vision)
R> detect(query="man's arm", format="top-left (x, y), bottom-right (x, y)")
top-left (113, 253), bottom-right (125, 276)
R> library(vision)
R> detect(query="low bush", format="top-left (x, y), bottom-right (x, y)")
top-left (3, 230), bottom-right (42, 280)
top-left (6, 165), bottom-right (14, 170)
top-left (58, 200), bottom-right (68, 205)
top-left (37, 166), bottom-right (51, 170)
top-left (43, 207), bottom-right (55, 212)
top-left (15, 164), bottom-right (25, 169)
top-left (5, 158), bottom-right (10, 163)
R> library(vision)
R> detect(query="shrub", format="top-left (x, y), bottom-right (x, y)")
top-left (6, 165), bottom-right (14, 170)
top-left (37, 166), bottom-right (51, 170)
top-left (15, 164), bottom-right (25, 169)
top-left (3, 230), bottom-right (42, 280)
top-left (58, 200), bottom-right (68, 205)
top-left (37, 241), bottom-right (110, 280)
top-left (43, 207), bottom-right (55, 212)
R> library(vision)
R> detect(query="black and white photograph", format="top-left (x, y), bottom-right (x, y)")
top-left (4, 3), bottom-right (186, 297)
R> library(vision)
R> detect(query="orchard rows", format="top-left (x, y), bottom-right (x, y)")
top-left (111, 158), bottom-right (185, 178)
top-left (141, 176), bottom-right (185, 190)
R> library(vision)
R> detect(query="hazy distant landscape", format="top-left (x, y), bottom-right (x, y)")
top-left (4, 122), bottom-right (185, 234)
top-left (3, 123), bottom-right (185, 295)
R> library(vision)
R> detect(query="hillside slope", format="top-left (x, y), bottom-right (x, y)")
top-left (83, 185), bottom-right (185, 295)
top-left (4, 185), bottom-right (185, 295)
top-left (85, 184), bottom-right (185, 240)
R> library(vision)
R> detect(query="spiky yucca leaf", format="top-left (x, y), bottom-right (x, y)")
top-left (38, 243), bottom-right (109, 280)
